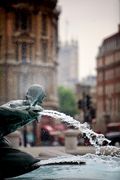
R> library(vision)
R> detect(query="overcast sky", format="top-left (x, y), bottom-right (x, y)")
top-left (58, 0), bottom-right (119, 80)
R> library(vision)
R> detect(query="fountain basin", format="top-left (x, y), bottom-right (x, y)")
top-left (8, 154), bottom-right (120, 180)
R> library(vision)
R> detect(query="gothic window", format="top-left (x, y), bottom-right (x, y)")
top-left (41, 14), bottom-right (47, 36)
top-left (15, 11), bottom-right (31, 31)
top-left (21, 42), bottom-right (27, 63)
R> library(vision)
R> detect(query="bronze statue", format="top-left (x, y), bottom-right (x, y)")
top-left (0, 84), bottom-right (46, 178)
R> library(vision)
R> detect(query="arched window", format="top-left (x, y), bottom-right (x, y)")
top-left (41, 14), bottom-right (47, 36)
top-left (41, 39), bottom-right (48, 62)
top-left (29, 44), bottom-right (32, 63)
top-left (15, 42), bottom-right (19, 62)
top-left (21, 42), bottom-right (27, 63)
top-left (15, 11), bottom-right (31, 31)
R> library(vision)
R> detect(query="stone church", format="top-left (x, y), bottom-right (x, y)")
top-left (0, 0), bottom-right (60, 110)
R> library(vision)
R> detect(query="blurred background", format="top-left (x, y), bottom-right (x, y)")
top-left (0, 0), bottom-right (120, 147)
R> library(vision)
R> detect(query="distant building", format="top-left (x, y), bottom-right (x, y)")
top-left (75, 75), bottom-right (96, 123)
top-left (0, 0), bottom-right (60, 110)
top-left (58, 40), bottom-right (79, 91)
top-left (96, 25), bottom-right (120, 130)
top-left (76, 75), bottom-right (96, 101)
top-left (81, 75), bottom-right (96, 87)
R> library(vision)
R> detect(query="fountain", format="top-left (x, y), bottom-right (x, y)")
top-left (0, 84), bottom-right (120, 179)
top-left (11, 154), bottom-right (120, 180)
top-left (0, 84), bottom-right (46, 178)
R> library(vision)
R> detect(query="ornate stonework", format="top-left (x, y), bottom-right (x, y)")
top-left (0, 0), bottom-right (60, 110)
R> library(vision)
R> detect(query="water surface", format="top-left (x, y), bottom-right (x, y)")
top-left (9, 154), bottom-right (120, 180)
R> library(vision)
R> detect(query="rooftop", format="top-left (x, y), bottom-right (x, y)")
top-left (0, 0), bottom-right (57, 9)
top-left (97, 25), bottom-right (120, 58)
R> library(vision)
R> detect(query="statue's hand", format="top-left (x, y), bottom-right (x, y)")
top-left (27, 105), bottom-right (43, 120)
top-left (30, 105), bottom-right (43, 112)
top-left (28, 109), bottom-right (38, 118)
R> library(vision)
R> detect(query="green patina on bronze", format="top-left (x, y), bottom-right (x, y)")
top-left (0, 84), bottom-right (46, 178)
top-left (0, 84), bottom-right (46, 138)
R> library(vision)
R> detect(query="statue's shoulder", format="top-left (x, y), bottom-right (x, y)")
top-left (1, 100), bottom-right (26, 108)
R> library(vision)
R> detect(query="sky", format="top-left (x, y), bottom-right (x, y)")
top-left (58, 0), bottom-right (119, 80)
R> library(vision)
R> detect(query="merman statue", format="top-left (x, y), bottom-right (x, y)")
top-left (0, 84), bottom-right (46, 178)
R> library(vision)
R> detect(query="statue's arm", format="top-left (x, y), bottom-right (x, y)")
top-left (0, 107), bottom-right (31, 125)
top-left (0, 102), bottom-right (43, 124)
top-left (0, 100), bottom-right (44, 137)
top-left (0, 106), bottom-right (42, 137)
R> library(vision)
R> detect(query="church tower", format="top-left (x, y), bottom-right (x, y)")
top-left (0, 0), bottom-right (60, 109)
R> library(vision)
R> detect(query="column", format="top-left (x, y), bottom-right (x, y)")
top-left (6, 12), bottom-right (14, 62)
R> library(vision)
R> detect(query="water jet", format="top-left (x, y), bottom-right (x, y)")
top-left (0, 84), bottom-right (120, 179)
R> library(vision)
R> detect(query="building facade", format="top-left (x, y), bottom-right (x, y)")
top-left (58, 40), bottom-right (79, 91)
top-left (96, 25), bottom-right (120, 128)
top-left (0, 0), bottom-right (60, 110)
top-left (0, 0), bottom-right (60, 145)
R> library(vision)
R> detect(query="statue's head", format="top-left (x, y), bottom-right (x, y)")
top-left (26, 84), bottom-right (46, 106)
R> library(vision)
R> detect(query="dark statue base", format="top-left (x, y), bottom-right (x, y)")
top-left (0, 138), bottom-right (40, 178)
